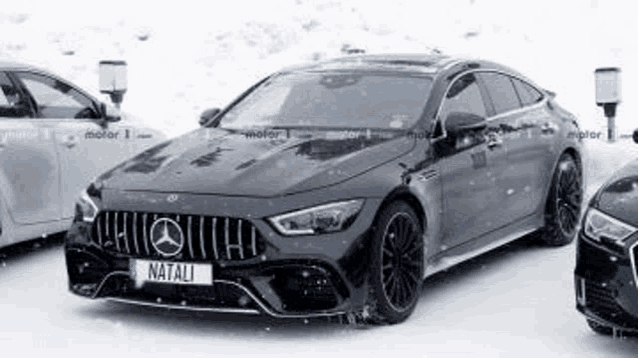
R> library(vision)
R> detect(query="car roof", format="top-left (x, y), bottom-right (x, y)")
top-left (279, 54), bottom-right (535, 83)
top-left (279, 53), bottom-right (456, 74)
top-left (0, 60), bottom-right (101, 100)
top-left (0, 60), bottom-right (49, 72)
top-left (0, 60), bottom-right (72, 83)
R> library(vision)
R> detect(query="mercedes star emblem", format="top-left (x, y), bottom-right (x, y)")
top-left (167, 194), bottom-right (179, 203)
top-left (149, 218), bottom-right (184, 257)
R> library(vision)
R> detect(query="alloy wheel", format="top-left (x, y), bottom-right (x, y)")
top-left (380, 212), bottom-right (424, 313)
top-left (555, 161), bottom-right (582, 238)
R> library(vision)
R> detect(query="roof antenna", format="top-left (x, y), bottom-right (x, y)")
top-left (346, 48), bottom-right (365, 55)
top-left (341, 44), bottom-right (366, 55)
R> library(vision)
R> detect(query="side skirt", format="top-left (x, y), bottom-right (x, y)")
top-left (424, 213), bottom-right (541, 279)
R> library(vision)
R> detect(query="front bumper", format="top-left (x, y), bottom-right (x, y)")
top-left (574, 229), bottom-right (638, 331)
top-left (65, 197), bottom-right (383, 318)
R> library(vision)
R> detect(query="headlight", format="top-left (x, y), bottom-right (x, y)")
top-left (268, 199), bottom-right (365, 236)
top-left (75, 187), bottom-right (100, 223)
top-left (583, 208), bottom-right (637, 246)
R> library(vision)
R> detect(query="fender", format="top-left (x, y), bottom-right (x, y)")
top-left (0, 167), bottom-right (18, 226)
top-left (405, 166), bottom-right (444, 279)
top-left (373, 157), bottom-right (444, 280)
top-left (371, 139), bottom-right (444, 279)
top-left (0, 165), bottom-right (68, 249)
top-left (0, 169), bottom-right (16, 247)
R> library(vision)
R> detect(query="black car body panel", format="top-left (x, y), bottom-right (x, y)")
top-left (590, 161), bottom-right (638, 227)
top-left (66, 54), bottom-right (582, 319)
top-left (94, 128), bottom-right (416, 197)
top-left (574, 232), bottom-right (638, 332)
top-left (575, 160), bottom-right (638, 331)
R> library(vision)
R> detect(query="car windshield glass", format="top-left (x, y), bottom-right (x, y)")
top-left (219, 71), bottom-right (433, 130)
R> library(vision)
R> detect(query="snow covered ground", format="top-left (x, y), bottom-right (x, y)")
top-left (3, 0), bottom-right (638, 356)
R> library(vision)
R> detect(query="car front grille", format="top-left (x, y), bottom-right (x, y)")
top-left (91, 211), bottom-right (265, 261)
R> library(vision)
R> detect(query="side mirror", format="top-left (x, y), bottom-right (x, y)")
top-left (100, 102), bottom-right (122, 122)
top-left (199, 108), bottom-right (221, 127)
top-left (633, 128), bottom-right (638, 144)
top-left (99, 60), bottom-right (127, 106)
top-left (444, 112), bottom-right (487, 134)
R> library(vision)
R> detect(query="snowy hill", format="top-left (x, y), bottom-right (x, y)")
top-left (2, 0), bottom-right (636, 139)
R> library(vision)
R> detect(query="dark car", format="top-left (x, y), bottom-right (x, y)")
top-left (65, 54), bottom-right (583, 325)
top-left (575, 132), bottom-right (638, 336)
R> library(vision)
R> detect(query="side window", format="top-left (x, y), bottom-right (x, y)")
top-left (511, 77), bottom-right (544, 106)
top-left (0, 72), bottom-right (30, 118)
top-left (439, 73), bottom-right (487, 124)
top-left (435, 73), bottom-right (487, 154)
top-left (479, 72), bottom-right (521, 115)
top-left (14, 72), bottom-right (99, 119)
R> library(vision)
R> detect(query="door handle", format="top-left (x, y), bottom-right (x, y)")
top-left (59, 135), bottom-right (77, 149)
top-left (540, 123), bottom-right (555, 134)
top-left (486, 133), bottom-right (503, 149)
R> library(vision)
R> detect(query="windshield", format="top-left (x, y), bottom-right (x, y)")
top-left (219, 71), bottom-right (433, 130)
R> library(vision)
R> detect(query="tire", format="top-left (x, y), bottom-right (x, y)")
top-left (587, 319), bottom-right (613, 335)
top-left (540, 153), bottom-right (582, 246)
top-left (366, 201), bottom-right (424, 325)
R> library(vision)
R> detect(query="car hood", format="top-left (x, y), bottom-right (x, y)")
top-left (594, 158), bottom-right (638, 226)
top-left (96, 127), bottom-right (415, 197)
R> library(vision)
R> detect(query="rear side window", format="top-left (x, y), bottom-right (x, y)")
top-left (511, 78), bottom-right (543, 106)
top-left (478, 72), bottom-right (521, 115)
top-left (14, 72), bottom-right (98, 119)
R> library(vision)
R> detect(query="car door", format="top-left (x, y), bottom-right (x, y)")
top-left (509, 76), bottom-right (555, 210)
top-left (434, 72), bottom-right (507, 250)
top-left (477, 71), bottom-right (549, 225)
top-left (12, 70), bottom-right (155, 220)
top-left (0, 71), bottom-right (60, 224)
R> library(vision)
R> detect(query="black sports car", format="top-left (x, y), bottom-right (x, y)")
top-left (65, 53), bottom-right (583, 325)
top-left (575, 131), bottom-right (638, 336)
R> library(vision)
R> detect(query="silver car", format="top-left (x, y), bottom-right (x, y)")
top-left (0, 61), bottom-right (165, 248)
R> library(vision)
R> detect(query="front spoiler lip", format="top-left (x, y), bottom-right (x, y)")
top-left (75, 271), bottom-right (350, 319)
top-left (578, 306), bottom-right (638, 334)
top-left (106, 297), bottom-right (262, 315)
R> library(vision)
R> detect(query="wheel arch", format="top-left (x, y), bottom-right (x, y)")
top-left (540, 146), bottom-right (583, 226)
top-left (0, 168), bottom-right (16, 218)
top-left (0, 169), bottom-right (15, 247)
top-left (542, 146), bottom-right (581, 201)
top-left (363, 185), bottom-right (427, 324)
top-left (374, 186), bottom-right (427, 233)
top-left (562, 146), bottom-right (583, 177)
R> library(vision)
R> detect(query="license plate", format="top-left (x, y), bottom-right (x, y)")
top-left (131, 259), bottom-right (213, 287)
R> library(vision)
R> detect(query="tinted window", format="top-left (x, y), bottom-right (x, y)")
top-left (0, 72), bottom-right (30, 118)
top-left (439, 73), bottom-right (486, 122)
top-left (15, 72), bottom-right (98, 119)
top-left (511, 78), bottom-right (543, 106)
top-left (432, 73), bottom-right (487, 153)
top-left (479, 72), bottom-right (521, 115)
top-left (220, 72), bottom-right (433, 130)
